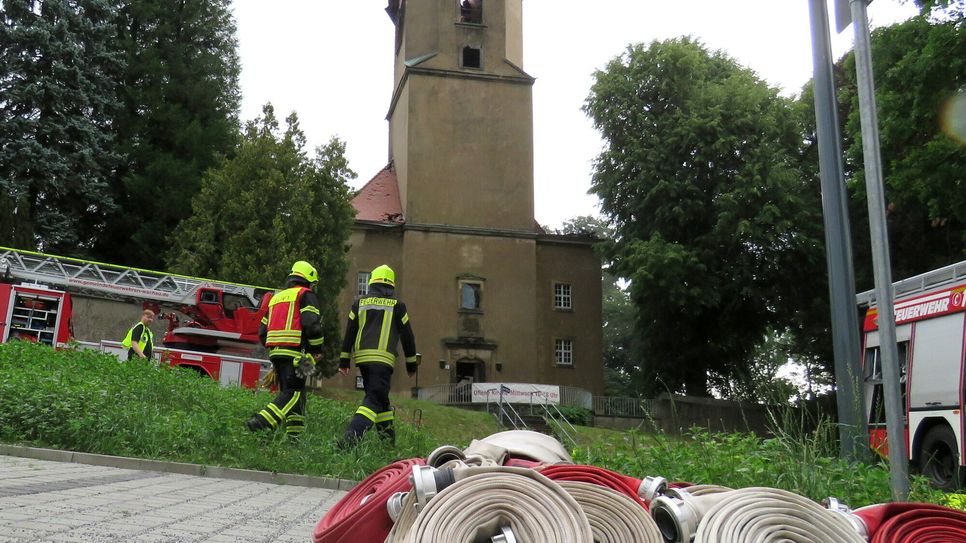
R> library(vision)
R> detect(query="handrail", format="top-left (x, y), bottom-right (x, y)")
top-left (530, 391), bottom-right (577, 448)
top-left (486, 389), bottom-right (528, 430)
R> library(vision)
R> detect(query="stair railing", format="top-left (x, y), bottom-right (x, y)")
top-left (486, 389), bottom-right (529, 430)
top-left (529, 391), bottom-right (577, 448)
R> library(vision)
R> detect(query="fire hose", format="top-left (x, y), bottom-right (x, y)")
top-left (538, 464), bottom-right (653, 508)
top-left (312, 458), bottom-right (424, 543)
top-left (556, 480), bottom-right (663, 543)
top-left (846, 502), bottom-right (966, 543)
top-left (386, 465), bottom-right (593, 542)
top-left (661, 487), bottom-right (866, 543)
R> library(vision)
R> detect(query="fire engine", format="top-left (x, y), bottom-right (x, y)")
top-left (0, 246), bottom-right (273, 388)
top-left (857, 259), bottom-right (966, 490)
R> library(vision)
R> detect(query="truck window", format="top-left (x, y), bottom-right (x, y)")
top-left (864, 341), bottom-right (910, 425)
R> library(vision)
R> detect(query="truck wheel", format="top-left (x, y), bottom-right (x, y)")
top-left (919, 424), bottom-right (962, 491)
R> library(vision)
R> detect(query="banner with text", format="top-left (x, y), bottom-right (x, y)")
top-left (471, 383), bottom-right (560, 404)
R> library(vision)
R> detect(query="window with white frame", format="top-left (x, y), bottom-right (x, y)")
top-left (553, 283), bottom-right (572, 310)
top-left (554, 338), bottom-right (573, 366)
top-left (357, 272), bottom-right (370, 297)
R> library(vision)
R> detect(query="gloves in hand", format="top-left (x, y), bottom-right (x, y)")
top-left (294, 353), bottom-right (316, 380)
top-left (406, 361), bottom-right (419, 375)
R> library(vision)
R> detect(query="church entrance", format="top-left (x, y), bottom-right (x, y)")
top-left (454, 358), bottom-right (486, 385)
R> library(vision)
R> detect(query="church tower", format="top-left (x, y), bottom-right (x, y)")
top-left (385, 0), bottom-right (535, 231)
top-left (335, 1), bottom-right (603, 399)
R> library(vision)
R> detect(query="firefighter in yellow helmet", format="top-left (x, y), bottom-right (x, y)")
top-left (338, 264), bottom-right (418, 446)
top-left (245, 261), bottom-right (324, 440)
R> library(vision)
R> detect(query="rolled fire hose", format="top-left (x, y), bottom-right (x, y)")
top-left (475, 430), bottom-right (574, 464)
top-left (539, 464), bottom-right (651, 508)
top-left (557, 480), bottom-right (663, 543)
top-left (690, 487), bottom-right (866, 543)
top-left (851, 502), bottom-right (966, 543)
top-left (312, 458), bottom-right (425, 543)
top-left (388, 465), bottom-right (593, 543)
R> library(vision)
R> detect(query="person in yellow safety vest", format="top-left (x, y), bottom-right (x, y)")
top-left (121, 309), bottom-right (155, 361)
top-left (245, 261), bottom-right (325, 440)
top-left (338, 264), bottom-right (418, 447)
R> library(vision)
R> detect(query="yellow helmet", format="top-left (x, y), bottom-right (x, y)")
top-left (369, 264), bottom-right (395, 287)
top-left (290, 261), bottom-right (318, 284)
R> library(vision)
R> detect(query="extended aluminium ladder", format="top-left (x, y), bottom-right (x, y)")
top-left (856, 260), bottom-right (966, 308)
top-left (0, 246), bottom-right (269, 306)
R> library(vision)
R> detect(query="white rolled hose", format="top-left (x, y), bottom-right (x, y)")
top-left (557, 481), bottom-right (663, 543)
top-left (693, 487), bottom-right (867, 543)
top-left (390, 466), bottom-right (592, 543)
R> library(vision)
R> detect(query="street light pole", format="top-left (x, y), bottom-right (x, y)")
top-left (807, 0), bottom-right (868, 461)
top-left (849, 0), bottom-right (909, 500)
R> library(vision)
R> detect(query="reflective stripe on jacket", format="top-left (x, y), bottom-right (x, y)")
top-left (340, 291), bottom-right (417, 368)
top-left (265, 286), bottom-right (309, 349)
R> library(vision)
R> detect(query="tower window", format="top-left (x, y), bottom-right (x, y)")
top-left (461, 46), bottom-right (481, 69)
top-left (459, 281), bottom-right (482, 311)
top-left (458, 0), bottom-right (482, 24)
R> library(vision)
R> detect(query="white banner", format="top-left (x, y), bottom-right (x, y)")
top-left (471, 383), bottom-right (560, 404)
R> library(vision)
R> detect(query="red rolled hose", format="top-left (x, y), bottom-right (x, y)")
top-left (503, 458), bottom-right (543, 469)
top-left (538, 464), bottom-right (648, 509)
top-left (313, 458), bottom-right (425, 543)
top-left (853, 502), bottom-right (966, 543)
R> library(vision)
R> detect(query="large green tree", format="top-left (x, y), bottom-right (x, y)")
top-left (584, 38), bottom-right (823, 396)
top-left (839, 15), bottom-right (966, 287)
top-left (167, 105), bottom-right (356, 367)
top-left (92, 0), bottom-right (240, 268)
top-left (0, 0), bottom-right (122, 252)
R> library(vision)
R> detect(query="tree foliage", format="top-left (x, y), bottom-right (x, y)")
top-left (167, 105), bottom-right (356, 364)
top-left (91, 0), bottom-right (241, 268)
top-left (840, 15), bottom-right (966, 287)
top-left (584, 38), bottom-right (824, 397)
top-left (0, 0), bottom-right (122, 252)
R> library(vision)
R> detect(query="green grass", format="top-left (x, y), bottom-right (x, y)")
top-left (0, 341), bottom-right (960, 510)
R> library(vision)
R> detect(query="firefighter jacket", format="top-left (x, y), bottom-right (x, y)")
top-left (258, 277), bottom-right (324, 359)
top-left (339, 283), bottom-right (417, 370)
top-left (122, 321), bottom-right (153, 358)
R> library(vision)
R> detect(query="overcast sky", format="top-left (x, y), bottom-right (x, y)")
top-left (232, 1), bottom-right (919, 229)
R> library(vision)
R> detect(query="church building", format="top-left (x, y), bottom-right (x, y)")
top-left (330, 0), bottom-right (604, 396)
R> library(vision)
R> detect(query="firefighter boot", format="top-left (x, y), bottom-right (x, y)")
top-left (376, 420), bottom-right (396, 446)
top-left (245, 413), bottom-right (272, 432)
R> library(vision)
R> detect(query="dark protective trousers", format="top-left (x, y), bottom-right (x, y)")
top-left (248, 356), bottom-right (307, 438)
top-left (343, 363), bottom-right (395, 444)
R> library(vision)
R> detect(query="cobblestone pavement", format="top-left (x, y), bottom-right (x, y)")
top-left (0, 455), bottom-right (347, 542)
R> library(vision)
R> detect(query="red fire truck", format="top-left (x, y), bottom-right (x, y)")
top-left (0, 246), bottom-right (273, 389)
top-left (858, 260), bottom-right (966, 489)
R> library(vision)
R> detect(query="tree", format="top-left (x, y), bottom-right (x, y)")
top-left (92, 0), bottom-right (241, 268)
top-left (839, 15), bottom-right (966, 287)
top-left (0, 0), bottom-right (122, 252)
top-left (584, 38), bottom-right (823, 397)
top-left (167, 105), bottom-right (356, 367)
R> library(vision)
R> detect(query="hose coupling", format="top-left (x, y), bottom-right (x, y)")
top-left (491, 526), bottom-right (518, 543)
top-left (823, 496), bottom-right (869, 539)
top-left (651, 493), bottom-right (699, 543)
top-left (387, 491), bottom-right (408, 522)
top-left (639, 475), bottom-right (668, 502)
top-left (410, 465), bottom-right (457, 511)
top-left (427, 445), bottom-right (466, 468)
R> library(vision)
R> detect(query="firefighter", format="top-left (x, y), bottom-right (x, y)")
top-left (245, 261), bottom-right (325, 440)
top-left (339, 264), bottom-right (418, 446)
top-left (122, 309), bottom-right (155, 361)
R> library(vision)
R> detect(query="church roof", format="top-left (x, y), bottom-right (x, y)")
top-left (351, 163), bottom-right (404, 224)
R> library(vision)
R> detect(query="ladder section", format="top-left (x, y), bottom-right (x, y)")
top-left (0, 246), bottom-right (268, 306)
top-left (856, 260), bottom-right (966, 308)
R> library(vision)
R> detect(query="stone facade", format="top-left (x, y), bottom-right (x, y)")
top-left (322, 0), bottom-right (603, 395)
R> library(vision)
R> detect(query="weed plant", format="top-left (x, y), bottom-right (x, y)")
top-left (0, 341), bottom-right (436, 481)
top-left (573, 409), bottom-right (948, 508)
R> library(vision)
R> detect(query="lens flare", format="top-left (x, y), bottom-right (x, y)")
top-left (941, 91), bottom-right (966, 145)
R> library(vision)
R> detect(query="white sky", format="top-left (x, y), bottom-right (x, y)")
top-left (233, 1), bottom-right (919, 230)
